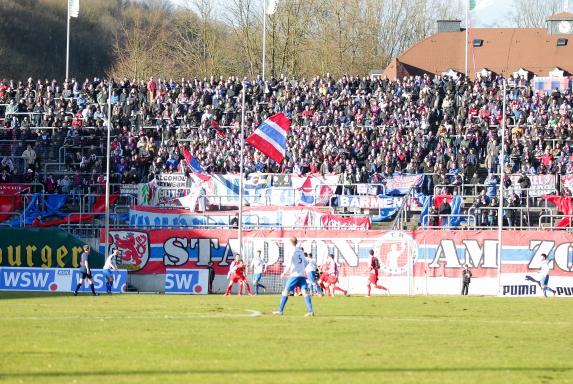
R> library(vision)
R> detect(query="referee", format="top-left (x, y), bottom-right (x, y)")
top-left (73, 245), bottom-right (97, 296)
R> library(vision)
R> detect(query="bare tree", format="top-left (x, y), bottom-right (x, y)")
top-left (226, 0), bottom-right (262, 78)
top-left (109, 3), bottom-right (173, 80)
top-left (511, 0), bottom-right (563, 28)
top-left (108, 0), bottom-right (471, 80)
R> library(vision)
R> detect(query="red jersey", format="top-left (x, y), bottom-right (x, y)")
top-left (370, 256), bottom-right (380, 271)
top-left (234, 264), bottom-right (245, 278)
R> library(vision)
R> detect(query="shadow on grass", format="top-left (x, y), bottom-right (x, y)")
top-left (2, 367), bottom-right (572, 378)
top-left (0, 292), bottom-right (75, 300)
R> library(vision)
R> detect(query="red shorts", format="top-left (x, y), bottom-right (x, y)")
top-left (369, 270), bottom-right (379, 284)
top-left (326, 274), bottom-right (338, 285)
top-left (231, 273), bottom-right (246, 283)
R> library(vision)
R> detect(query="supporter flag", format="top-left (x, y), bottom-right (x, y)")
top-left (298, 176), bottom-right (315, 206)
top-left (182, 148), bottom-right (211, 182)
top-left (211, 121), bottom-right (226, 138)
top-left (266, 0), bottom-right (279, 15)
top-left (69, 0), bottom-right (80, 18)
top-left (246, 113), bottom-right (290, 163)
top-left (469, 0), bottom-right (494, 11)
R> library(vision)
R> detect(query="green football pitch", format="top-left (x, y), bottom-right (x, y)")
top-left (0, 293), bottom-right (572, 384)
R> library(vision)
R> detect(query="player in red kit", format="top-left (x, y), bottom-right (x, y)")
top-left (318, 262), bottom-right (331, 295)
top-left (224, 255), bottom-right (253, 296)
top-left (366, 249), bottom-right (390, 296)
top-left (321, 254), bottom-right (348, 296)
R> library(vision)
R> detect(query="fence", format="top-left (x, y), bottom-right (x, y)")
top-left (538, 214), bottom-right (573, 230)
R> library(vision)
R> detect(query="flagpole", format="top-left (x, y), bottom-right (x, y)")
top-left (238, 83), bottom-right (246, 256)
top-left (262, 0), bottom-right (267, 81)
top-left (496, 79), bottom-right (506, 296)
top-left (465, 0), bottom-right (469, 78)
top-left (104, 81), bottom-right (112, 262)
top-left (66, 0), bottom-right (70, 80)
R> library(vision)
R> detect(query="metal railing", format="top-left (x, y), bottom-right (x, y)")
top-left (419, 214), bottom-right (477, 230)
top-left (391, 187), bottom-right (415, 230)
top-left (539, 214), bottom-right (573, 230)
top-left (0, 212), bottom-right (27, 226)
top-left (467, 206), bottom-right (552, 229)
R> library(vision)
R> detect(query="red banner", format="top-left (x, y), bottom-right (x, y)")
top-left (99, 228), bottom-right (573, 296)
top-left (319, 213), bottom-right (371, 230)
top-left (100, 228), bottom-right (573, 277)
top-left (0, 184), bottom-right (20, 195)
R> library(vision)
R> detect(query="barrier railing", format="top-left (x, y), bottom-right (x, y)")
top-left (539, 214), bottom-right (573, 230)
top-left (391, 187), bottom-right (415, 230)
top-left (0, 212), bottom-right (27, 226)
top-left (80, 194), bottom-right (135, 215)
top-left (467, 206), bottom-right (553, 229)
top-left (419, 214), bottom-right (477, 230)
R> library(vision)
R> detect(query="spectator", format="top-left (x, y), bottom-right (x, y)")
top-left (428, 205), bottom-right (439, 227)
top-left (438, 199), bottom-right (452, 227)
top-left (507, 191), bottom-right (521, 227)
top-left (517, 172), bottom-right (531, 206)
top-left (21, 144), bottom-right (36, 171)
top-left (0, 168), bottom-right (10, 183)
top-left (475, 190), bottom-right (490, 226)
top-left (0, 72), bottom-right (570, 233)
top-left (484, 174), bottom-right (498, 200)
top-left (230, 213), bottom-right (239, 229)
top-left (44, 174), bottom-right (57, 193)
top-left (487, 198), bottom-right (498, 227)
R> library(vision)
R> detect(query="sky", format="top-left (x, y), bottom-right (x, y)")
top-left (169, 0), bottom-right (516, 27)
top-left (468, 0), bottom-right (516, 27)
top-left (168, 0), bottom-right (566, 28)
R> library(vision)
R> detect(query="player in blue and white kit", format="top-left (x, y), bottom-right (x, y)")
top-left (102, 249), bottom-right (119, 294)
top-left (526, 253), bottom-right (556, 297)
top-left (273, 237), bottom-right (314, 317)
top-left (305, 252), bottom-right (321, 295)
top-left (251, 250), bottom-right (267, 295)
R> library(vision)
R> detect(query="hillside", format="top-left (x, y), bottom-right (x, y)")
top-left (0, 0), bottom-right (121, 80)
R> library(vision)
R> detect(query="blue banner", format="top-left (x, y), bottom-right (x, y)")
top-left (165, 269), bottom-right (208, 294)
top-left (0, 267), bottom-right (127, 293)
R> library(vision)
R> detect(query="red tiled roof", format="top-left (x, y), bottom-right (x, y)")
top-left (547, 12), bottom-right (573, 20)
top-left (383, 27), bottom-right (573, 80)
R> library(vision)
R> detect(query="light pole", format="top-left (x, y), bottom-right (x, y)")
top-left (496, 79), bottom-right (507, 295)
top-left (104, 81), bottom-right (112, 260)
top-left (238, 82), bottom-right (246, 256)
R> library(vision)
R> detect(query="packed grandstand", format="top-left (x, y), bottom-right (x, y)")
top-left (0, 72), bottom-right (572, 230)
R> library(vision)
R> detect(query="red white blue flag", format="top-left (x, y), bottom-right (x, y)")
top-left (182, 148), bottom-right (211, 182)
top-left (246, 113), bottom-right (290, 163)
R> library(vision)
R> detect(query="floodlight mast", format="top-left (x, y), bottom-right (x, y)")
top-left (496, 79), bottom-right (507, 295)
top-left (104, 81), bottom-right (112, 262)
top-left (238, 82), bottom-right (246, 257)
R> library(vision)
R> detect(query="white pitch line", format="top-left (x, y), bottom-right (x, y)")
top-left (317, 315), bottom-right (573, 326)
top-left (0, 309), bottom-right (262, 321)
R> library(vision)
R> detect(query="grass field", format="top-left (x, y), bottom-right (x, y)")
top-left (0, 292), bottom-right (572, 384)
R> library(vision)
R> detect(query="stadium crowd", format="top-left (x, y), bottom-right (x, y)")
top-left (0, 73), bottom-right (572, 201)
